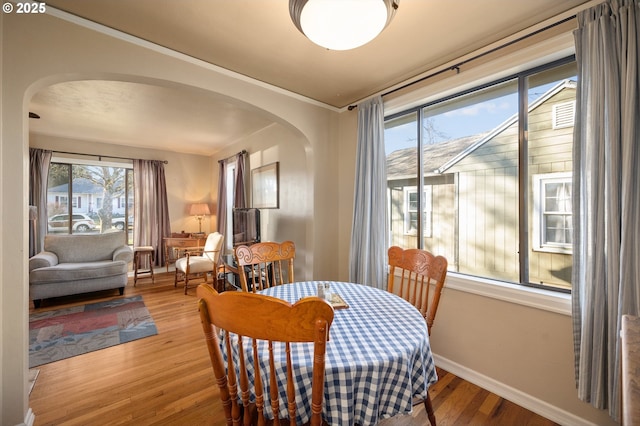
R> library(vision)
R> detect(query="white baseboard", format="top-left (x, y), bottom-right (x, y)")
top-left (432, 354), bottom-right (599, 426)
top-left (23, 408), bottom-right (35, 426)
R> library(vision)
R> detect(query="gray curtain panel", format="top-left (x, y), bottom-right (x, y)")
top-left (572, 0), bottom-right (640, 420)
top-left (235, 151), bottom-right (247, 209)
top-left (133, 160), bottom-right (171, 266)
top-left (349, 96), bottom-right (388, 288)
top-left (29, 148), bottom-right (52, 256)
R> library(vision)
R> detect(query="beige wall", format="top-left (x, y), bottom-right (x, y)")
top-left (211, 122), bottom-right (316, 281)
top-left (0, 9), bottom-right (616, 426)
top-left (430, 288), bottom-right (615, 426)
top-left (1, 11), bottom-right (339, 425)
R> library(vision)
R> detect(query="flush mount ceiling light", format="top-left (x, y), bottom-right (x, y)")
top-left (289, 0), bottom-right (399, 51)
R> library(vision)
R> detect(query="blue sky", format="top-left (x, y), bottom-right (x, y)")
top-left (384, 81), bottom-right (564, 154)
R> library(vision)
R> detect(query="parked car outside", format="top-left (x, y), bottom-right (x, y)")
top-left (111, 216), bottom-right (134, 231)
top-left (48, 213), bottom-right (97, 232)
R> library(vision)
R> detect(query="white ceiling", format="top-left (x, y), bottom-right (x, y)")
top-left (29, 0), bottom-right (593, 156)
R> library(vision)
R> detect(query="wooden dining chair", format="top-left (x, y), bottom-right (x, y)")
top-left (387, 245), bottom-right (448, 426)
top-left (234, 240), bottom-right (295, 292)
top-left (197, 284), bottom-right (334, 426)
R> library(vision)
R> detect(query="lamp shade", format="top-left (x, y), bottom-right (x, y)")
top-left (289, 0), bottom-right (399, 51)
top-left (190, 203), bottom-right (211, 216)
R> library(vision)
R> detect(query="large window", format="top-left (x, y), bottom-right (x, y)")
top-left (47, 159), bottom-right (134, 244)
top-left (385, 58), bottom-right (576, 292)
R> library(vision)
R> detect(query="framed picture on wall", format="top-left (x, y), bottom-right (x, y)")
top-left (251, 162), bottom-right (279, 209)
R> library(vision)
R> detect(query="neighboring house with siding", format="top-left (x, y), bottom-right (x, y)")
top-left (387, 80), bottom-right (575, 290)
top-left (47, 178), bottom-right (127, 217)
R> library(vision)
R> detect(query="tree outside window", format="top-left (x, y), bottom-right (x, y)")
top-left (47, 161), bottom-right (133, 241)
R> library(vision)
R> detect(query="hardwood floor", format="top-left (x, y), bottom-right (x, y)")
top-left (29, 272), bottom-right (558, 426)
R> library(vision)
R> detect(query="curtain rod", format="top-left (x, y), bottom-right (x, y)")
top-left (219, 149), bottom-right (247, 163)
top-left (51, 150), bottom-right (168, 164)
top-left (347, 14), bottom-right (576, 111)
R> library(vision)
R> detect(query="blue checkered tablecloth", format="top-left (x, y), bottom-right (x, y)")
top-left (225, 281), bottom-right (438, 425)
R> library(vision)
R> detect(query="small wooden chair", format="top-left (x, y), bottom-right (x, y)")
top-left (234, 241), bottom-right (295, 292)
top-left (197, 284), bottom-right (334, 426)
top-left (387, 245), bottom-right (448, 426)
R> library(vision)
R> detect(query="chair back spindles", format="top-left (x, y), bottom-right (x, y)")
top-left (387, 246), bottom-right (447, 335)
top-left (197, 284), bottom-right (333, 425)
top-left (234, 241), bottom-right (295, 292)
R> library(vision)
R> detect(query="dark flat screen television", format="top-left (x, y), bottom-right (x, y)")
top-left (233, 208), bottom-right (260, 246)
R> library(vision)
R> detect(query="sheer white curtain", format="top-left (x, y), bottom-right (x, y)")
top-left (133, 160), bottom-right (171, 266)
top-left (217, 160), bottom-right (228, 233)
top-left (572, 0), bottom-right (640, 420)
top-left (349, 96), bottom-right (388, 288)
top-left (216, 152), bottom-right (247, 247)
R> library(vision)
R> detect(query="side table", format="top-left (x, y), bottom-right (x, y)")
top-left (133, 246), bottom-right (155, 285)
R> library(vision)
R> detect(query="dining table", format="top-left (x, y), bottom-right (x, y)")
top-left (233, 280), bottom-right (438, 425)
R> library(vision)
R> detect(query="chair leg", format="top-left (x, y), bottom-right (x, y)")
top-left (174, 269), bottom-right (178, 287)
top-left (149, 251), bottom-right (155, 283)
top-left (133, 252), bottom-right (139, 286)
top-left (184, 274), bottom-right (189, 295)
top-left (424, 391), bottom-right (436, 426)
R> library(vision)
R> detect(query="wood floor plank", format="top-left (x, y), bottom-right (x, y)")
top-left (29, 272), bottom-right (558, 425)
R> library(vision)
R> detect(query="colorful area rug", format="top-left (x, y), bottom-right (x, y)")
top-left (29, 295), bottom-right (157, 368)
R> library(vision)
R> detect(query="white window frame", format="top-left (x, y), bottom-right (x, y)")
top-left (403, 186), bottom-right (433, 238)
top-left (532, 172), bottom-right (572, 254)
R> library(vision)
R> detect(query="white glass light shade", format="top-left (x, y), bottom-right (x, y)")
top-left (290, 0), bottom-right (398, 51)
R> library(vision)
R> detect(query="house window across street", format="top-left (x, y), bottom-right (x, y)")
top-left (533, 172), bottom-right (572, 253)
top-left (404, 187), bottom-right (432, 237)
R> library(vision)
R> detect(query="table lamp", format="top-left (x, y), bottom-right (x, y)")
top-left (189, 203), bottom-right (210, 234)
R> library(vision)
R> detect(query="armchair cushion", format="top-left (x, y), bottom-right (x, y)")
top-left (45, 231), bottom-right (130, 263)
top-left (30, 260), bottom-right (128, 284)
top-left (176, 255), bottom-right (214, 275)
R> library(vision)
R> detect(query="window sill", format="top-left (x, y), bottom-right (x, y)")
top-left (532, 246), bottom-right (572, 255)
top-left (444, 273), bottom-right (572, 316)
